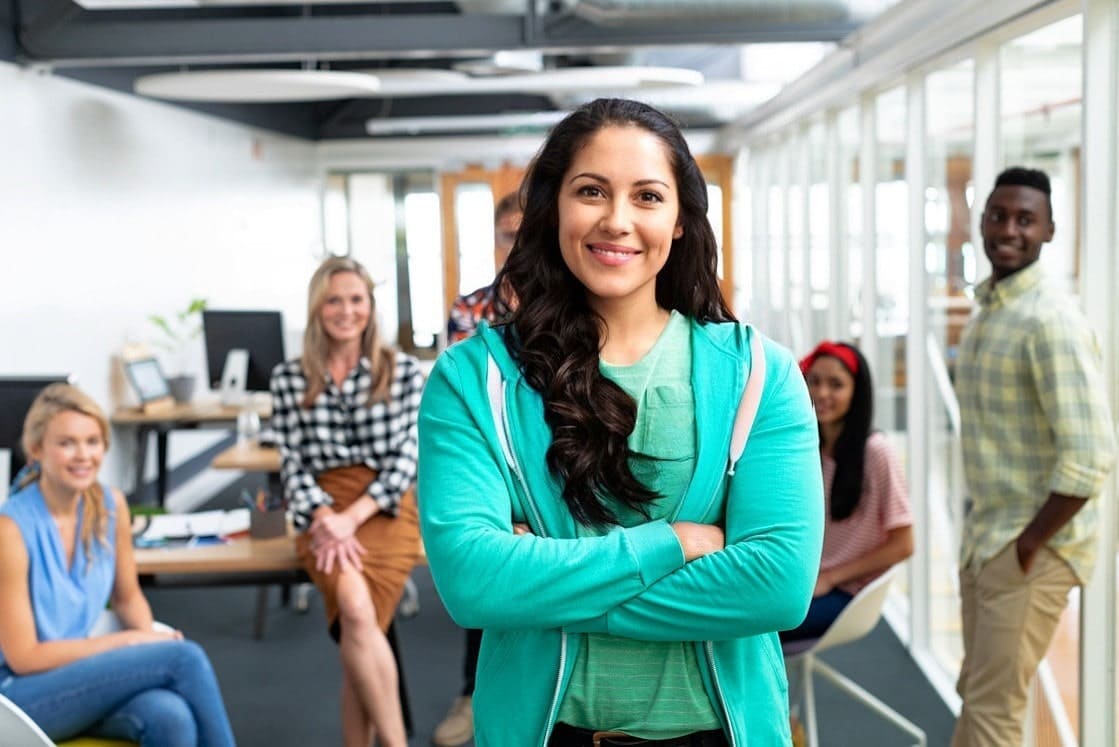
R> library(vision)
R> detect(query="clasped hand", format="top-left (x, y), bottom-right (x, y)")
top-left (309, 511), bottom-right (365, 575)
top-left (120, 628), bottom-right (184, 645)
top-left (513, 520), bottom-right (725, 562)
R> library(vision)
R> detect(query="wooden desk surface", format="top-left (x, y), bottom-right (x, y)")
top-left (111, 399), bottom-right (271, 426)
top-left (212, 444), bottom-right (281, 472)
top-left (134, 533), bottom-right (299, 575)
top-left (134, 532), bottom-right (425, 575)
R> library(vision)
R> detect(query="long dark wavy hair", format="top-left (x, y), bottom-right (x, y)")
top-left (494, 98), bottom-right (735, 527)
top-left (821, 344), bottom-right (874, 521)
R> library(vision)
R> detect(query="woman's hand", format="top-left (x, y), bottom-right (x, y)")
top-left (813, 570), bottom-right (836, 598)
top-left (309, 510), bottom-right (358, 549)
top-left (311, 535), bottom-right (366, 575)
top-left (671, 522), bottom-right (725, 562)
top-left (117, 628), bottom-right (183, 646)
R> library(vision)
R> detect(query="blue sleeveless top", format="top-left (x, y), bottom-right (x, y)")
top-left (0, 482), bottom-right (116, 668)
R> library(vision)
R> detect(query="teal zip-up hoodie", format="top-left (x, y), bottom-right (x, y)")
top-left (418, 319), bottom-right (823, 746)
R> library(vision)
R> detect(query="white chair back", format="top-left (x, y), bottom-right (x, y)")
top-left (89, 609), bottom-right (174, 636)
top-left (803, 566), bottom-right (898, 656)
top-left (0, 692), bottom-right (54, 747)
top-left (783, 566), bottom-right (926, 747)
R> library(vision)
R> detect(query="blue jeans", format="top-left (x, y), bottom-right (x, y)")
top-left (0, 639), bottom-right (235, 747)
top-left (779, 589), bottom-right (853, 642)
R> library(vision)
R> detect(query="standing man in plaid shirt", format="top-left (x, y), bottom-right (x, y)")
top-left (434, 191), bottom-right (522, 747)
top-left (951, 167), bottom-right (1116, 747)
top-left (446, 192), bottom-right (523, 344)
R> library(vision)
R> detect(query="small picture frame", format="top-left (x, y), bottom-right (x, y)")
top-left (124, 357), bottom-right (172, 408)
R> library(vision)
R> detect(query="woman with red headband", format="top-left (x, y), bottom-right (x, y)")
top-left (781, 341), bottom-right (914, 642)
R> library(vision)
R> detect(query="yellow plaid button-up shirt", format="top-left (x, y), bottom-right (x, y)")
top-left (956, 262), bottom-right (1116, 582)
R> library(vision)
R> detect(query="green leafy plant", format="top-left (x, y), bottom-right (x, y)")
top-left (149, 298), bottom-right (207, 373)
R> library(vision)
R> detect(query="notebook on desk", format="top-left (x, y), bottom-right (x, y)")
top-left (135, 508), bottom-right (251, 547)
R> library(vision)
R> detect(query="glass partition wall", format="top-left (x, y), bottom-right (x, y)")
top-left (925, 58), bottom-right (975, 675)
top-left (738, 4), bottom-right (1117, 743)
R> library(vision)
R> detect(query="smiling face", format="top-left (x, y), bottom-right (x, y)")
top-left (806, 356), bottom-right (856, 430)
top-left (318, 270), bottom-right (372, 348)
top-left (557, 124), bottom-right (683, 314)
top-left (29, 410), bottom-right (106, 497)
top-left (981, 184), bottom-right (1054, 282)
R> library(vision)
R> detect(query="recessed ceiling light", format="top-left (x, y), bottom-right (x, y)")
top-left (135, 65), bottom-right (702, 104)
top-left (134, 70), bottom-right (381, 102)
top-left (358, 66), bottom-right (703, 97)
top-left (366, 111), bottom-right (568, 136)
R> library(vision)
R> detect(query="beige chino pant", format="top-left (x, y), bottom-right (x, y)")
top-left (951, 541), bottom-right (1078, 747)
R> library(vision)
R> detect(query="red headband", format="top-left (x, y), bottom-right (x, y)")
top-left (799, 341), bottom-right (859, 376)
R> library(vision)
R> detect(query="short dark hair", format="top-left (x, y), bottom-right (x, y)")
top-left (494, 191), bottom-right (521, 224)
top-left (992, 166), bottom-right (1053, 218)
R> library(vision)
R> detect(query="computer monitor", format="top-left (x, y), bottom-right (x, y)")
top-left (0, 375), bottom-right (72, 487)
top-left (202, 310), bottom-right (286, 394)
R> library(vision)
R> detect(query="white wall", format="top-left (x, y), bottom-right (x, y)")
top-left (0, 62), bottom-right (323, 497)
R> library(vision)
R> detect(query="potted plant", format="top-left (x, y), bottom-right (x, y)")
top-left (149, 297), bottom-right (207, 403)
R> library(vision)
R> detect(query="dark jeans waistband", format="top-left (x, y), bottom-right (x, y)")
top-left (549, 722), bottom-right (729, 747)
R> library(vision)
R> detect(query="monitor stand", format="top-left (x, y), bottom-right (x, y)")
top-left (220, 348), bottom-right (250, 407)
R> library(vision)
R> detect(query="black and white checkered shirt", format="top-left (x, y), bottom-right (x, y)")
top-left (269, 354), bottom-right (425, 530)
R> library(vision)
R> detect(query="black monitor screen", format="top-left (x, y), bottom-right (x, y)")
top-left (202, 310), bottom-right (286, 392)
top-left (0, 376), bottom-right (71, 479)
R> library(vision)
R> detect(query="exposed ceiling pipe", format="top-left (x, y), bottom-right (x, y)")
top-left (74, 0), bottom-right (466, 8)
top-left (570, 0), bottom-right (853, 26)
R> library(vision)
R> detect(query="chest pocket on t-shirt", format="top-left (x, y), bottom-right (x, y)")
top-left (635, 384), bottom-right (696, 462)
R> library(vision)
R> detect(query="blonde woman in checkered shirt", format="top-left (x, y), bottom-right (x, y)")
top-left (270, 257), bottom-right (424, 747)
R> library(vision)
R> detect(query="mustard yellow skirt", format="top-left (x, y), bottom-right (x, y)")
top-left (295, 465), bottom-right (421, 640)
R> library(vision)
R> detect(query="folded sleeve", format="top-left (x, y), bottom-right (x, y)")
top-left (1028, 313), bottom-right (1117, 499)
top-left (363, 357), bottom-right (425, 516)
top-left (569, 342), bottom-right (825, 641)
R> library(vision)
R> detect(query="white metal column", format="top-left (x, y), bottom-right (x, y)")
top-left (779, 137), bottom-right (794, 349)
top-left (905, 72), bottom-right (931, 651)
top-left (1078, 2), bottom-right (1118, 744)
top-left (752, 149), bottom-right (772, 333)
top-left (798, 127), bottom-right (813, 351)
top-left (732, 150), bottom-right (753, 317)
top-left (858, 93), bottom-right (879, 371)
top-left (825, 110), bottom-right (847, 340)
top-left (971, 40), bottom-right (1000, 282)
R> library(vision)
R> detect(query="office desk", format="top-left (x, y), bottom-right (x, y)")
top-left (133, 533), bottom-right (298, 576)
top-left (134, 533), bottom-right (301, 640)
top-left (211, 443), bottom-right (281, 473)
top-left (112, 400), bottom-right (271, 508)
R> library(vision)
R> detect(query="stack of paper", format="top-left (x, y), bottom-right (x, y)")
top-left (139, 508), bottom-right (252, 542)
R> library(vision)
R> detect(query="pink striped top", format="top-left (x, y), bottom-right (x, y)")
top-left (820, 431), bottom-right (912, 595)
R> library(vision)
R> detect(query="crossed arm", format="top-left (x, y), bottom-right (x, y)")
top-left (418, 350), bottom-right (823, 641)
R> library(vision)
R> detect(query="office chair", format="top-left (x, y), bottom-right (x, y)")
top-left (782, 567), bottom-right (927, 747)
top-left (0, 612), bottom-right (180, 747)
top-left (0, 692), bottom-right (135, 747)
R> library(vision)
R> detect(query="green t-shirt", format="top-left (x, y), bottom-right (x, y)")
top-left (556, 311), bottom-right (722, 737)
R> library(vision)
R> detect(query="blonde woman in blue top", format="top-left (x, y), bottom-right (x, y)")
top-left (0, 383), bottom-right (235, 746)
top-left (418, 98), bottom-right (823, 747)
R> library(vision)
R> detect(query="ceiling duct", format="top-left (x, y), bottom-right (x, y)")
top-left (570, 0), bottom-right (853, 25)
